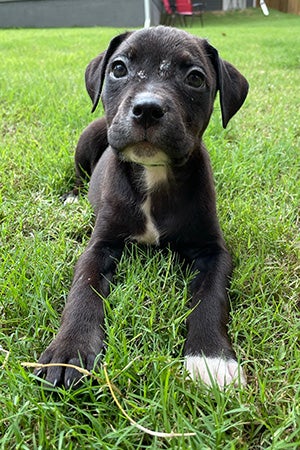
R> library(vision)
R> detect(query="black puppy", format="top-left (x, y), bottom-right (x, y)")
top-left (36, 26), bottom-right (249, 389)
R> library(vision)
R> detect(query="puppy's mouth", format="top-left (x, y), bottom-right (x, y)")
top-left (120, 142), bottom-right (169, 167)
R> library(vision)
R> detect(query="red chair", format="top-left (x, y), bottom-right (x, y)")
top-left (161, 0), bottom-right (205, 27)
top-left (175, 0), bottom-right (205, 27)
top-left (162, 0), bottom-right (173, 14)
top-left (161, 0), bottom-right (176, 25)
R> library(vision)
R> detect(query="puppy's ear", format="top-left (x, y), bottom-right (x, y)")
top-left (85, 32), bottom-right (132, 113)
top-left (206, 43), bottom-right (249, 128)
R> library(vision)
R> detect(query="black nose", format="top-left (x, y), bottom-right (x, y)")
top-left (132, 95), bottom-right (165, 129)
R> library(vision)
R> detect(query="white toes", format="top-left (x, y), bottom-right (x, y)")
top-left (63, 194), bottom-right (79, 205)
top-left (184, 355), bottom-right (246, 388)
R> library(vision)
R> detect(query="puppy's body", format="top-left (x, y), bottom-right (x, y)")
top-left (37, 27), bottom-right (248, 388)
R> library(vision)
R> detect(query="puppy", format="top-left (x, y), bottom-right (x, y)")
top-left (36, 26), bottom-right (249, 389)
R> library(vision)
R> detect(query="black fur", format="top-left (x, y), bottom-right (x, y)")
top-left (36, 26), bottom-right (248, 388)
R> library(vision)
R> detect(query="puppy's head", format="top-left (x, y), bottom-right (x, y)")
top-left (85, 27), bottom-right (248, 167)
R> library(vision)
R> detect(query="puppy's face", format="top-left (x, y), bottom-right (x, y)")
top-left (101, 27), bottom-right (218, 167)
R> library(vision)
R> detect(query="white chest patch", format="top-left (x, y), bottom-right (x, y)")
top-left (130, 164), bottom-right (169, 245)
top-left (144, 165), bottom-right (169, 191)
top-left (132, 196), bottom-right (160, 245)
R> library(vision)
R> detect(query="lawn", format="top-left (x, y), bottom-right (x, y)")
top-left (0, 8), bottom-right (299, 449)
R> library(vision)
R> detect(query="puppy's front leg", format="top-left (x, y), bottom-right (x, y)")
top-left (36, 239), bottom-right (123, 387)
top-left (183, 249), bottom-right (246, 388)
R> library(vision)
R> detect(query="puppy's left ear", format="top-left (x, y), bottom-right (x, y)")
top-left (85, 31), bottom-right (132, 113)
top-left (206, 43), bottom-right (249, 128)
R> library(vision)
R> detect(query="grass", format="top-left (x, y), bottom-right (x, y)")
top-left (1, 8), bottom-right (299, 449)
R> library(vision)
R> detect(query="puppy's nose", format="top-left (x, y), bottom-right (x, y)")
top-left (132, 96), bottom-right (165, 128)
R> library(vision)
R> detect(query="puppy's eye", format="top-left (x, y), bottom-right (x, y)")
top-left (111, 61), bottom-right (128, 78)
top-left (185, 70), bottom-right (205, 89)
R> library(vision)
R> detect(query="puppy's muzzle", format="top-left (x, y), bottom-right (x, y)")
top-left (131, 93), bottom-right (167, 129)
top-left (118, 93), bottom-right (170, 166)
top-left (109, 90), bottom-right (192, 167)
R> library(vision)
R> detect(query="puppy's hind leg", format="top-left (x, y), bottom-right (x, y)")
top-left (62, 117), bottom-right (108, 203)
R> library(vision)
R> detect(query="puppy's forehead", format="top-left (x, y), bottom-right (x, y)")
top-left (115, 27), bottom-right (207, 66)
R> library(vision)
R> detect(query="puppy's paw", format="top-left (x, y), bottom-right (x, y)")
top-left (184, 355), bottom-right (246, 389)
top-left (35, 337), bottom-right (104, 388)
top-left (61, 192), bottom-right (79, 205)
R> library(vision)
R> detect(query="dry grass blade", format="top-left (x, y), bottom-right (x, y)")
top-left (0, 345), bottom-right (10, 368)
top-left (22, 361), bottom-right (196, 438)
top-left (103, 363), bottom-right (196, 438)
top-left (21, 361), bottom-right (92, 377)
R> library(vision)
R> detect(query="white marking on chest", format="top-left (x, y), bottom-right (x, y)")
top-left (144, 165), bottom-right (169, 191)
top-left (131, 165), bottom-right (169, 245)
top-left (184, 356), bottom-right (247, 389)
top-left (133, 196), bottom-right (160, 245)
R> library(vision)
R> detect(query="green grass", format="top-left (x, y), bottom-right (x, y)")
top-left (1, 8), bottom-right (299, 449)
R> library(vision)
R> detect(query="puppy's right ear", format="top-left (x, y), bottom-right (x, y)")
top-left (85, 32), bottom-right (132, 113)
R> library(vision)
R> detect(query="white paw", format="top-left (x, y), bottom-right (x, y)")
top-left (63, 194), bottom-right (79, 205)
top-left (184, 355), bottom-right (246, 388)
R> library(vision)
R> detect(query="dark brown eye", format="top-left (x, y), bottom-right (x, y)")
top-left (111, 61), bottom-right (128, 78)
top-left (185, 70), bottom-right (205, 88)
